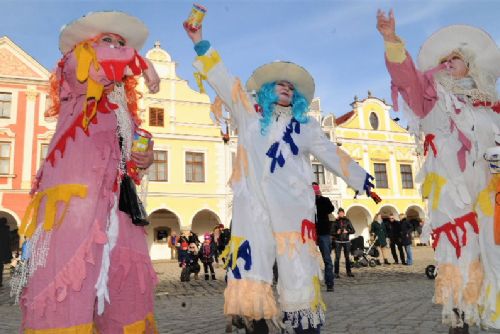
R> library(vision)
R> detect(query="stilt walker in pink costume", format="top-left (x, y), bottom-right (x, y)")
top-left (184, 11), bottom-right (380, 333)
top-left (377, 9), bottom-right (500, 333)
top-left (11, 12), bottom-right (161, 333)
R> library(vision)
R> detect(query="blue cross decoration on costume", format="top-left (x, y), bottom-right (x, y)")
top-left (355, 173), bottom-right (376, 198)
top-left (227, 240), bottom-right (252, 279)
top-left (266, 118), bottom-right (301, 173)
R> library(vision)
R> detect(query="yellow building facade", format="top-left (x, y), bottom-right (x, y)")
top-left (138, 42), bottom-right (233, 259)
top-left (311, 94), bottom-right (426, 243)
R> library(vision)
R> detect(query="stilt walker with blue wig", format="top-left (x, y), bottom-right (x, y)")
top-left (184, 8), bottom-right (380, 333)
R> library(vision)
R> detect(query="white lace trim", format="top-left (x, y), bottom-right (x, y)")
top-left (282, 307), bottom-right (325, 330)
top-left (95, 194), bottom-right (120, 315)
top-left (108, 84), bottom-right (133, 175)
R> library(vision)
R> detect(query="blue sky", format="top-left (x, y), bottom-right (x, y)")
top-left (2, 0), bottom-right (500, 121)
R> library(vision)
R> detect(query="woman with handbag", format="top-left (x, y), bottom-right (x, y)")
top-left (12, 11), bottom-right (160, 333)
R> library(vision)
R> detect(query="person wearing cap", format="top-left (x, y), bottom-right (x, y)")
top-left (312, 182), bottom-right (335, 292)
top-left (332, 208), bottom-right (355, 278)
top-left (199, 232), bottom-right (217, 280)
top-left (377, 9), bottom-right (500, 332)
top-left (13, 11), bottom-right (160, 333)
top-left (184, 19), bottom-right (377, 333)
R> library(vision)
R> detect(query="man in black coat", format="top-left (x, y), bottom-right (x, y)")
top-left (0, 217), bottom-right (12, 287)
top-left (333, 208), bottom-right (355, 278)
top-left (386, 214), bottom-right (406, 265)
top-left (313, 182), bottom-right (335, 291)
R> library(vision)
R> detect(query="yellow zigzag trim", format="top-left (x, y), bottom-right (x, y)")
top-left (20, 184), bottom-right (88, 238)
top-left (25, 322), bottom-right (94, 334)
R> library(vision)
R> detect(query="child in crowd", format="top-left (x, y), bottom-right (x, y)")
top-left (200, 232), bottom-right (217, 280)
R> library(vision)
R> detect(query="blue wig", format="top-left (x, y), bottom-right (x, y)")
top-left (257, 81), bottom-right (309, 135)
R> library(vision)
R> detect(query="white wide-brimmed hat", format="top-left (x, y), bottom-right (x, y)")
top-left (246, 61), bottom-right (315, 103)
top-left (418, 25), bottom-right (500, 78)
top-left (59, 11), bottom-right (149, 54)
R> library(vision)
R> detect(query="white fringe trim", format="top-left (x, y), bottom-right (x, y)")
top-left (95, 194), bottom-right (120, 315)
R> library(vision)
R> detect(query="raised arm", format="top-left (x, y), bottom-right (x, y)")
top-left (376, 9), bottom-right (438, 118)
top-left (307, 119), bottom-right (374, 197)
top-left (183, 22), bottom-right (257, 129)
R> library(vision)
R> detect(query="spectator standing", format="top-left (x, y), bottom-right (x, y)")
top-left (400, 214), bottom-right (413, 265)
top-left (370, 213), bottom-right (390, 265)
top-left (200, 233), bottom-right (217, 280)
top-left (386, 214), bottom-right (406, 264)
top-left (167, 231), bottom-right (179, 261)
top-left (177, 231), bottom-right (190, 267)
top-left (333, 208), bottom-right (355, 278)
top-left (0, 218), bottom-right (12, 287)
top-left (312, 182), bottom-right (335, 292)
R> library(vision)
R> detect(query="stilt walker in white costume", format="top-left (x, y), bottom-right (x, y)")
top-left (377, 9), bottom-right (500, 333)
top-left (184, 10), bottom-right (381, 334)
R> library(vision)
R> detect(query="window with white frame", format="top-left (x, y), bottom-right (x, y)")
top-left (400, 164), bottom-right (414, 189)
top-left (312, 163), bottom-right (325, 184)
top-left (374, 162), bottom-right (388, 188)
top-left (0, 142), bottom-right (11, 174)
top-left (0, 93), bottom-right (12, 119)
top-left (186, 152), bottom-right (205, 182)
top-left (148, 150), bottom-right (168, 181)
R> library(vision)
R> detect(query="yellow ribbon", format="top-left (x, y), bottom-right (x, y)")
top-left (194, 72), bottom-right (207, 94)
top-left (475, 174), bottom-right (500, 216)
top-left (20, 184), bottom-right (88, 238)
top-left (422, 173), bottom-right (447, 210)
top-left (74, 42), bottom-right (104, 130)
top-left (311, 276), bottom-right (327, 311)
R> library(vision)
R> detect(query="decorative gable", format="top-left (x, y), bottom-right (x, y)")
top-left (0, 36), bottom-right (49, 80)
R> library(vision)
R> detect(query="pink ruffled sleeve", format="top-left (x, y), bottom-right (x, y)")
top-left (385, 41), bottom-right (439, 118)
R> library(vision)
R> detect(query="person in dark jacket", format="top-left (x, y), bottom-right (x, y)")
top-left (313, 182), bottom-right (335, 291)
top-left (333, 208), bottom-right (355, 278)
top-left (370, 213), bottom-right (390, 265)
top-left (385, 214), bottom-right (406, 264)
top-left (199, 233), bottom-right (217, 280)
top-left (0, 218), bottom-right (12, 287)
top-left (400, 214), bottom-right (413, 265)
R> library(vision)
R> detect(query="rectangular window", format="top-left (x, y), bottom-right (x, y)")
top-left (40, 144), bottom-right (49, 168)
top-left (374, 163), bottom-right (388, 188)
top-left (312, 163), bottom-right (325, 185)
top-left (186, 152), bottom-right (205, 182)
top-left (148, 150), bottom-right (168, 181)
top-left (149, 107), bottom-right (164, 127)
top-left (0, 142), bottom-right (11, 174)
top-left (0, 92), bottom-right (12, 118)
top-left (400, 164), bottom-right (414, 189)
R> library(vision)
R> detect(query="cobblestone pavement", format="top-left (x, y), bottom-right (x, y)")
top-left (1, 246), bottom-right (499, 333)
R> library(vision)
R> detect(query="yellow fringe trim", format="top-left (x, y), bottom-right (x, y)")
top-left (20, 184), bottom-right (88, 238)
top-left (123, 312), bottom-right (158, 334)
top-left (384, 37), bottom-right (406, 64)
top-left (231, 79), bottom-right (254, 113)
top-left (74, 41), bottom-right (104, 130)
top-left (25, 322), bottom-right (94, 334)
top-left (311, 276), bottom-right (327, 312)
top-left (463, 260), bottom-right (484, 305)
top-left (422, 173), bottom-right (447, 210)
top-left (195, 49), bottom-right (221, 75)
top-left (224, 279), bottom-right (279, 320)
top-left (435, 264), bottom-right (463, 306)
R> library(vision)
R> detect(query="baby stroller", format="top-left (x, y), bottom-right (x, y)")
top-left (350, 235), bottom-right (379, 268)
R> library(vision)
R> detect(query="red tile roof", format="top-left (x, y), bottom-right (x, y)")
top-left (335, 110), bottom-right (355, 126)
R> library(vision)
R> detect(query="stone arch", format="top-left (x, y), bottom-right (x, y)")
top-left (378, 205), bottom-right (399, 219)
top-left (0, 210), bottom-right (20, 251)
top-left (191, 209), bottom-right (221, 242)
top-left (146, 208), bottom-right (181, 260)
top-left (345, 205), bottom-right (372, 246)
